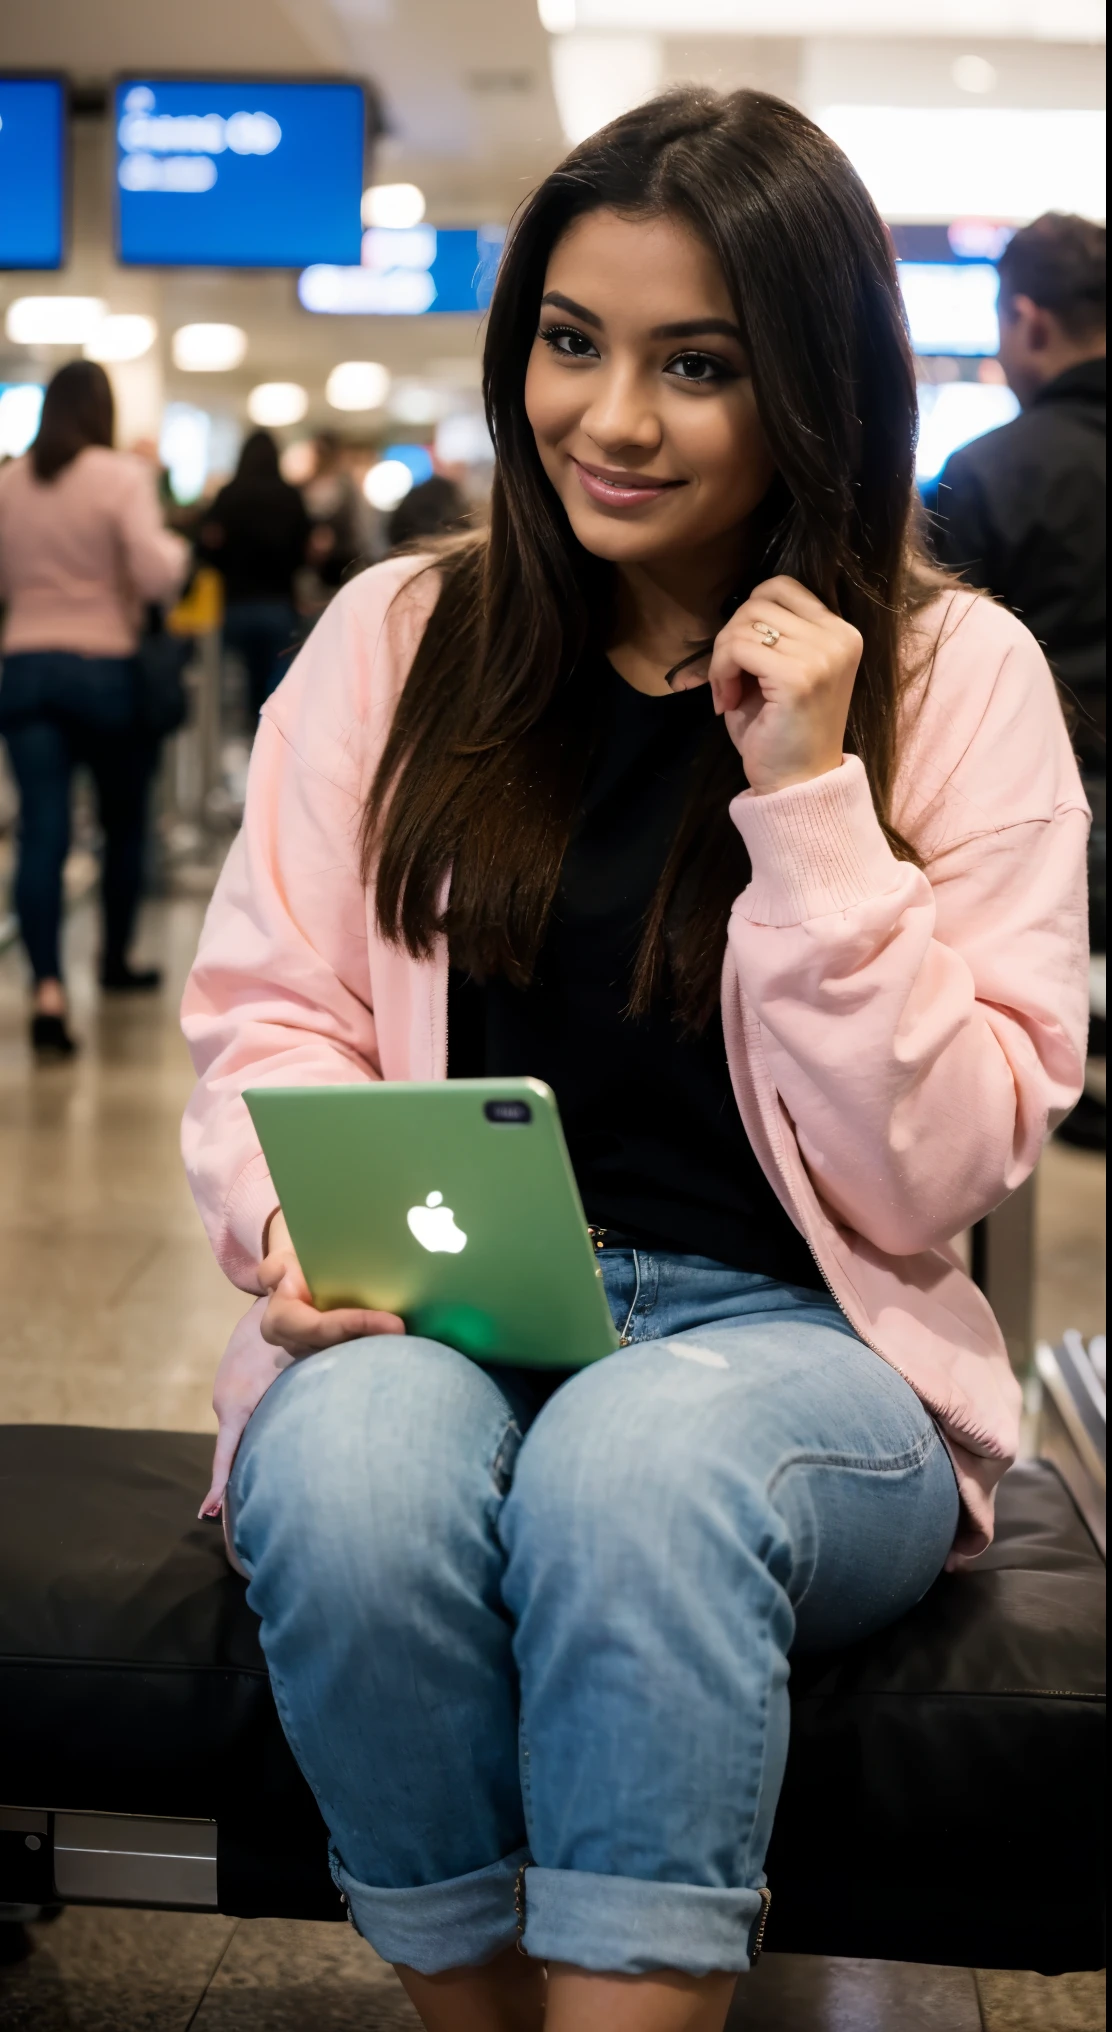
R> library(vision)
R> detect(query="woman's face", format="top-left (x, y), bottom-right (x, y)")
top-left (524, 207), bottom-right (777, 579)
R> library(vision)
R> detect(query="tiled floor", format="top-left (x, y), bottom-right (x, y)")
top-left (1, 1908), bottom-right (1105, 2031)
top-left (0, 896), bottom-right (247, 1433)
top-left (0, 890), bottom-right (1105, 2031)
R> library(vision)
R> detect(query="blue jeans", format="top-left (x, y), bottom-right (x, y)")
top-left (0, 651), bottom-right (153, 982)
top-left (222, 601), bottom-right (299, 721)
top-left (229, 1253), bottom-right (958, 1978)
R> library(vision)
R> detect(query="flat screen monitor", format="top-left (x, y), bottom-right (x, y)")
top-left (115, 78), bottom-right (365, 268)
top-left (0, 77), bottom-right (66, 270)
top-left (897, 261), bottom-right (1001, 357)
top-left (299, 226), bottom-right (506, 315)
top-left (916, 381), bottom-right (1019, 482)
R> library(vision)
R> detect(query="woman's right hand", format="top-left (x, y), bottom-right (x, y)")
top-left (198, 1216), bottom-right (405, 1520)
top-left (258, 1209), bottom-right (406, 1357)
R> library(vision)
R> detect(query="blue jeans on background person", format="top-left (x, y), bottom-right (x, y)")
top-left (229, 1251), bottom-right (959, 1978)
top-left (221, 600), bottom-right (299, 722)
top-left (0, 651), bottom-right (155, 983)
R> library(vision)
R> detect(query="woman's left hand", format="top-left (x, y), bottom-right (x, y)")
top-left (707, 576), bottom-right (863, 795)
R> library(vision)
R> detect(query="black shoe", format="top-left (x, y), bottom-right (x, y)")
top-left (30, 1013), bottom-right (78, 1059)
top-left (99, 963), bottom-right (163, 992)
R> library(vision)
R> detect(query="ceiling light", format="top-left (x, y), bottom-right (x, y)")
top-left (5, 297), bottom-right (107, 346)
top-left (549, 33), bottom-right (664, 145)
top-left (361, 183), bottom-right (427, 230)
top-left (819, 107), bottom-right (1106, 223)
top-left (171, 323), bottom-right (248, 373)
top-left (538, 0), bottom-right (1105, 32)
top-left (83, 314), bottom-right (158, 364)
top-left (301, 264), bottom-right (438, 316)
top-left (247, 382), bottom-right (309, 427)
top-left (952, 55), bottom-right (998, 94)
top-left (363, 459), bottom-right (414, 512)
top-left (326, 360), bottom-right (391, 412)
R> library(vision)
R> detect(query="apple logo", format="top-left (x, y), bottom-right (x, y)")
top-left (407, 1190), bottom-right (468, 1255)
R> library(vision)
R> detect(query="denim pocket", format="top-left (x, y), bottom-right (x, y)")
top-left (0, 651), bottom-right (137, 732)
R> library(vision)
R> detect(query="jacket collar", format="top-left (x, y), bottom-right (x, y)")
top-left (1030, 357), bottom-right (1106, 411)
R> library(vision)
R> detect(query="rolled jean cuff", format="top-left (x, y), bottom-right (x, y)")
top-left (329, 1843), bottom-right (529, 1975)
top-left (521, 1866), bottom-right (765, 1975)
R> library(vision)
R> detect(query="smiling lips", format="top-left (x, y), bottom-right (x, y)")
top-left (572, 459), bottom-right (684, 509)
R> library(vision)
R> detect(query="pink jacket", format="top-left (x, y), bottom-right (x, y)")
top-left (0, 446), bottom-right (188, 657)
top-left (182, 556), bottom-right (1090, 1560)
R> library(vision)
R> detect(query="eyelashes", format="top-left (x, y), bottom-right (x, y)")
top-left (537, 324), bottom-right (737, 385)
top-left (667, 352), bottom-right (735, 385)
top-left (540, 323), bottom-right (598, 358)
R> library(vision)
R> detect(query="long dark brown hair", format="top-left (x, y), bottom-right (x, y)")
top-left (31, 359), bottom-right (114, 482)
top-left (365, 87), bottom-right (946, 1030)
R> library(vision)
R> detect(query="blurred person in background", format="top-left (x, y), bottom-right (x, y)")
top-left (199, 430), bottom-right (311, 724)
top-left (130, 434), bottom-right (177, 516)
top-left (184, 92), bottom-right (1088, 2032)
top-left (386, 471), bottom-right (469, 552)
top-left (303, 429), bottom-right (373, 593)
top-left (935, 214), bottom-right (1106, 1147)
top-left (0, 360), bottom-right (187, 1057)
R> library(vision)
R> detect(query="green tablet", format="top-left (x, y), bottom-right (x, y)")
top-left (244, 1078), bottom-right (621, 1370)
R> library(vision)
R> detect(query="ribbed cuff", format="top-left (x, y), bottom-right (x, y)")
top-left (730, 755), bottom-right (901, 926)
top-left (223, 1151), bottom-right (280, 1272)
top-left (330, 1845), bottom-right (527, 1975)
top-left (520, 1866), bottom-right (765, 1975)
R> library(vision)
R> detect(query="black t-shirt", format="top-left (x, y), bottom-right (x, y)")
top-left (201, 478), bottom-right (311, 605)
top-left (449, 660), bottom-right (822, 1288)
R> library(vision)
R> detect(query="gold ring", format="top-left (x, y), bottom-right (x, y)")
top-left (752, 622), bottom-right (781, 647)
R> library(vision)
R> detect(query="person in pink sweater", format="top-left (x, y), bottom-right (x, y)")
top-left (0, 359), bottom-right (188, 1055)
top-left (183, 92), bottom-right (1088, 2032)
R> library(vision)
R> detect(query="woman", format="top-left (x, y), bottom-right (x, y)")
top-left (0, 360), bottom-right (188, 1056)
top-left (183, 92), bottom-right (1088, 2032)
top-left (199, 430), bottom-right (310, 723)
top-left (303, 428), bottom-right (372, 594)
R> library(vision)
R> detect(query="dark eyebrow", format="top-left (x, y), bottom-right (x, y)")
top-left (650, 318), bottom-right (745, 343)
top-left (540, 291), bottom-right (603, 329)
top-left (540, 295), bottom-right (745, 346)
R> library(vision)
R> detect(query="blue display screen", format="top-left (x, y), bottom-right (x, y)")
top-left (897, 261), bottom-right (1001, 357)
top-left (0, 78), bottom-right (65, 270)
top-left (115, 79), bottom-right (364, 268)
top-left (299, 226), bottom-right (506, 316)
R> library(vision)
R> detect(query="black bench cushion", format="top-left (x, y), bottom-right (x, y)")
top-left (0, 1426), bottom-right (1104, 1970)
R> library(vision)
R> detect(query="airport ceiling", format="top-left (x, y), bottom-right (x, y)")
top-left (8, 0), bottom-right (1104, 220)
top-left (4, 0), bottom-right (570, 218)
top-left (2, 2), bottom-right (1105, 435)
top-left (0, 0), bottom-right (810, 410)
